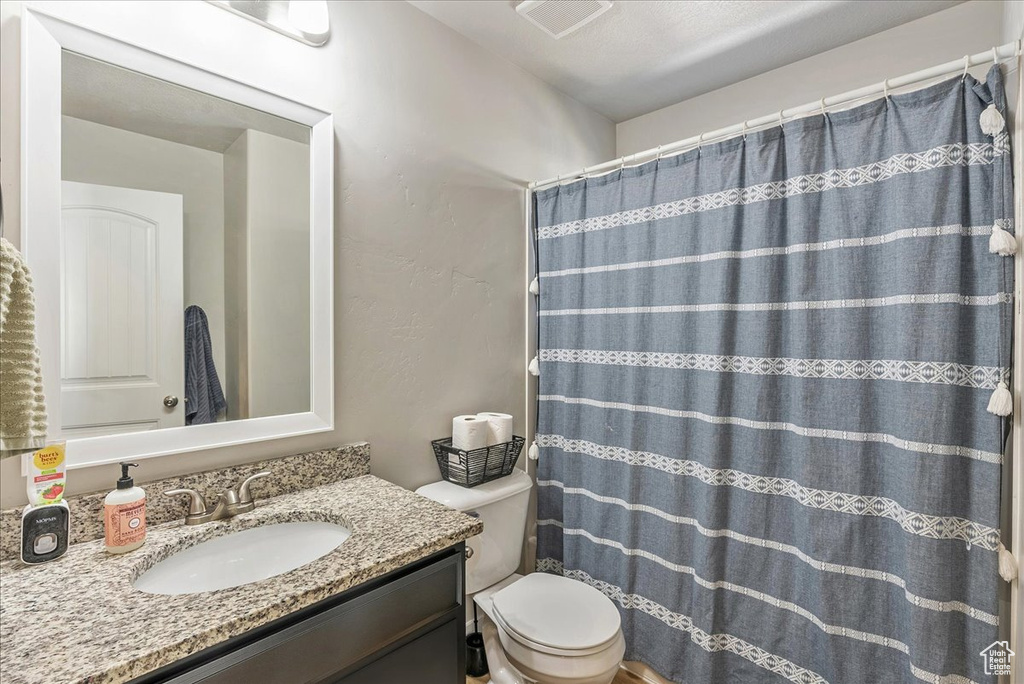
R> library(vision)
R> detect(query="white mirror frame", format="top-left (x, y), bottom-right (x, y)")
top-left (20, 6), bottom-right (334, 470)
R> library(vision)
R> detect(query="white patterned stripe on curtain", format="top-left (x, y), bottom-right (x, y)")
top-left (539, 349), bottom-right (1007, 389)
top-left (535, 492), bottom-right (998, 626)
top-left (538, 394), bottom-right (1003, 464)
top-left (540, 292), bottom-right (1012, 316)
top-left (539, 222), bottom-right (1008, 278)
top-left (536, 560), bottom-right (983, 684)
top-left (536, 437), bottom-right (1001, 548)
top-left (537, 137), bottom-right (1009, 240)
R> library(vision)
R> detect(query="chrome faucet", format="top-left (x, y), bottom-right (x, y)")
top-left (165, 472), bottom-right (271, 526)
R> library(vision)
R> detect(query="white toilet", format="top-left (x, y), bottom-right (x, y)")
top-left (417, 470), bottom-right (625, 684)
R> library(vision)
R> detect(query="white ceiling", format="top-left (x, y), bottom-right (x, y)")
top-left (62, 51), bottom-right (309, 153)
top-left (408, 0), bottom-right (963, 122)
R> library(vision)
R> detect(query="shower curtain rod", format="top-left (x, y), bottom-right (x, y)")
top-left (529, 40), bottom-right (1022, 192)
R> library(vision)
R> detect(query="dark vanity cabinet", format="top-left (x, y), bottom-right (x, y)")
top-left (132, 545), bottom-right (466, 684)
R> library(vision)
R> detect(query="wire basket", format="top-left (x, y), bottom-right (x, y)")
top-left (431, 435), bottom-right (526, 488)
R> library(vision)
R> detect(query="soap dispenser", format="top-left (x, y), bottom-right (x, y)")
top-left (104, 462), bottom-right (146, 554)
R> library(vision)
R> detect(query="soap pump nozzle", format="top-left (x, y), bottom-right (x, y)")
top-left (117, 462), bottom-right (139, 490)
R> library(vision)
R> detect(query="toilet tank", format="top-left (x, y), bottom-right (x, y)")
top-left (416, 469), bottom-right (533, 594)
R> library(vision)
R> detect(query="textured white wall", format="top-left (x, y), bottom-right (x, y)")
top-left (0, 0), bottom-right (615, 506)
top-left (616, 1), bottom-right (1006, 156)
top-left (60, 116), bottom-right (227, 383)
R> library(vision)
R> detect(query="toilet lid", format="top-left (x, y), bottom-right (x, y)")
top-left (491, 573), bottom-right (621, 652)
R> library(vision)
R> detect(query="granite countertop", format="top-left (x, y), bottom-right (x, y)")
top-left (0, 475), bottom-right (482, 684)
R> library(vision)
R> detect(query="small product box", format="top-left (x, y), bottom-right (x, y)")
top-left (21, 442), bottom-right (70, 564)
top-left (25, 441), bottom-right (66, 506)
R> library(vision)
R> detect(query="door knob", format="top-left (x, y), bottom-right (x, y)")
top-left (163, 395), bottom-right (179, 408)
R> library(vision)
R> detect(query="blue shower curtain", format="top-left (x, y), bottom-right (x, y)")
top-left (534, 66), bottom-right (1012, 684)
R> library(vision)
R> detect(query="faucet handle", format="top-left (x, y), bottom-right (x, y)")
top-left (236, 471), bottom-right (271, 504)
top-left (165, 488), bottom-right (207, 515)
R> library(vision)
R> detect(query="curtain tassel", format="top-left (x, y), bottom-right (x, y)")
top-left (986, 382), bottom-right (1013, 416)
top-left (528, 356), bottom-right (540, 376)
top-left (988, 222), bottom-right (1017, 256)
top-left (528, 441), bottom-right (540, 461)
top-left (980, 104), bottom-right (1006, 135)
top-left (999, 543), bottom-right (1018, 582)
top-left (529, 276), bottom-right (540, 295)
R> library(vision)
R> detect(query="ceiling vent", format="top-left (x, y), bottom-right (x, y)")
top-left (515, 1), bottom-right (613, 40)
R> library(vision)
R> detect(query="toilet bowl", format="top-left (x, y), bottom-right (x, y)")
top-left (476, 573), bottom-right (625, 684)
top-left (416, 470), bottom-right (625, 684)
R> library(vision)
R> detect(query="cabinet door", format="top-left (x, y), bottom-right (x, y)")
top-left (333, 620), bottom-right (460, 684)
top-left (144, 549), bottom-right (464, 684)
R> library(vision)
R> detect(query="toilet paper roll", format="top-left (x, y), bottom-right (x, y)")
top-left (452, 415), bottom-right (489, 452)
top-left (477, 412), bottom-right (513, 446)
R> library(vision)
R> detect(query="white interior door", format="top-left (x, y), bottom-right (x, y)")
top-left (60, 181), bottom-right (184, 438)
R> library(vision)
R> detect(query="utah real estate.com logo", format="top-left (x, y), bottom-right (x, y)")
top-left (980, 641), bottom-right (1014, 677)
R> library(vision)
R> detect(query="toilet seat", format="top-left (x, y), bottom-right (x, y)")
top-left (494, 616), bottom-right (626, 684)
top-left (491, 608), bottom-right (620, 657)
top-left (490, 573), bottom-right (622, 656)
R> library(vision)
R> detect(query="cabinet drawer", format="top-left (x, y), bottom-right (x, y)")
top-left (334, 620), bottom-right (459, 684)
top-left (162, 550), bottom-right (463, 684)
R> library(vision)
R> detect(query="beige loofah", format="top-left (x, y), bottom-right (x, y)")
top-left (1, 237), bottom-right (48, 454)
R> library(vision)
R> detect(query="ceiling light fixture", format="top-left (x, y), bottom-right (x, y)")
top-left (288, 0), bottom-right (330, 36)
top-left (207, 1), bottom-right (331, 47)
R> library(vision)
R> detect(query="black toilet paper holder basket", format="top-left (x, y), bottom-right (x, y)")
top-left (431, 435), bottom-right (525, 488)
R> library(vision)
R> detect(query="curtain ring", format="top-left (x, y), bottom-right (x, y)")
top-left (697, 132), bottom-right (706, 151)
top-left (655, 145), bottom-right (663, 161)
top-left (820, 97), bottom-right (827, 118)
top-left (992, 46), bottom-right (999, 66)
top-left (741, 121), bottom-right (748, 140)
top-left (882, 78), bottom-right (890, 100)
top-left (778, 110), bottom-right (784, 128)
top-left (961, 55), bottom-right (970, 81)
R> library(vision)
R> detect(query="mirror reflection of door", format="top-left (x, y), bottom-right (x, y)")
top-left (57, 51), bottom-right (311, 441)
top-left (60, 181), bottom-right (184, 437)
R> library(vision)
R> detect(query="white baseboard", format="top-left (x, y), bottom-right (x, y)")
top-left (621, 660), bottom-right (674, 684)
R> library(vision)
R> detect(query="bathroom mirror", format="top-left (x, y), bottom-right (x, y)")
top-left (22, 7), bottom-right (333, 468)
top-left (60, 51), bottom-right (312, 437)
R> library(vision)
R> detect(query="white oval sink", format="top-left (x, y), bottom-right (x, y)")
top-left (133, 521), bottom-right (351, 595)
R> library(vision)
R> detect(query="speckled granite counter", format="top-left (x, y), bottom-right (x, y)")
top-left (0, 475), bottom-right (482, 684)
